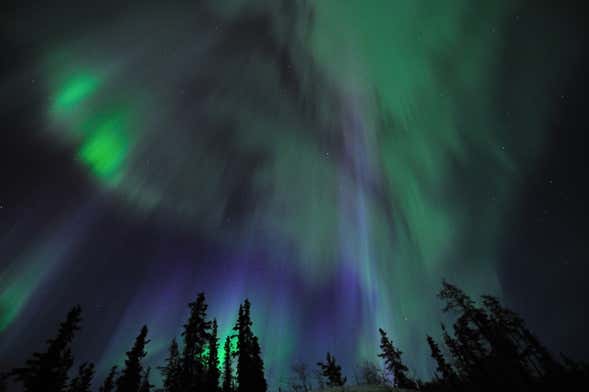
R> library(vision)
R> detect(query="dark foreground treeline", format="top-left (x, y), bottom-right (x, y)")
top-left (374, 281), bottom-right (589, 391)
top-left (0, 295), bottom-right (265, 392)
top-left (1, 282), bottom-right (588, 392)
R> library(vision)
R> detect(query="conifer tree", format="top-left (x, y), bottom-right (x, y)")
top-left (482, 295), bottom-right (559, 377)
top-left (438, 281), bottom-right (476, 315)
top-left (116, 325), bottom-right (149, 392)
top-left (427, 335), bottom-right (457, 385)
top-left (439, 282), bottom-right (496, 347)
top-left (12, 305), bottom-right (82, 392)
top-left (439, 283), bottom-right (533, 389)
top-left (160, 339), bottom-right (181, 392)
top-left (316, 352), bottom-right (346, 387)
top-left (453, 314), bottom-right (487, 370)
top-left (67, 362), bottom-right (94, 392)
top-left (378, 328), bottom-right (414, 389)
top-left (99, 366), bottom-right (118, 392)
top-left (441, 319), bottom-right (487, 385)
top-left (222, 336), bottom-right (234, 392)
top-left (248, 335), bottom-right (266, 392)
top-left (440, 323), bottom-right (470, 379)
top-left (181, 293), bottom-right (212, 390)
top-left (233, 299), bottom-right (266, 392)
top-left (439, 282), bottom-right (521, 362)
top-left (439, 282), bottom-right (511, 378)
top-left (207, 319), bottom-right (220, 391)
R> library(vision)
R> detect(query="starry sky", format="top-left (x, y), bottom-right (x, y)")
top-left (1, 0), bottom-right (588, 388)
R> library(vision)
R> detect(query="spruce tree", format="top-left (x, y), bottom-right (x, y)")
top-left (181, 293), bottom-right (212, 390)
top-left (12, 305), bottom-right (82, 392)
top-left (439, 282), bottom-right (510, 360)
top-left (482, 294), bottom-right (559, 377)
top-left (207, 319), bottom-right (220, 391)
top-left (67, 362), bottom-right (94, 392)
top-left (99, 366), bottom-right (118, 392)
top-left (438, 280), bottom-right (477, 315)
top-left (439, 283), bottom-right (533, 389)
top-left (233, 299), bottom-right (266, 392)
top-left (316, 352), bottom-right (346, 387)
top-left (116, 325), bottom-right (149, 392)
top-left (222, 336), bottom-right (234, 392)
top-left (378, 328), bottom-right (414, 389)
top-left (441, 323), bottom-right (468, 378)
top-left (160, 339), bottom-right (182, 392)
top-left (248, 336), bottom-right (266, 392)
top-left (453, 314), bottom-right (488, 374)
top-left (427, 335), bottom-right (457, 385)
top-left (439, 282), bottom-right (504, 378)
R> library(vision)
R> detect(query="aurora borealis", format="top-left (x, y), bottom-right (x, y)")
top-left (1, 0), bottom-right (588, 389)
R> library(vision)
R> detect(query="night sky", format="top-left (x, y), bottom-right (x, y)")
top-left (1, 0), bottom-right (588, 388)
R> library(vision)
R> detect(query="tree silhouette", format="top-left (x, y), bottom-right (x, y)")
top-left (378, 328), bottom-right (414, 389)
top-left (482, 294), bottom-right (561, 378)
top-left (4, 288), bottom-right (586, 392)
top-left (426, 335), bottom-right (456, 384)
top-left (181, 293), bottom-right (212, 390)
top-left (316, 352), bottom-right (346, 387)
top-left (438, 282), bottom-right (533, 389)
top-left (440, 322), bottom-right (467, 379)
top-left (222, 336), bottom-right (234, 392)
top-left (116, 325), bottom-right (149, 392)
top-left (423, 281), bottom-right (589, 390)
top-left (67, 362), bottom-right (94, 392)
top-left (160, 339), bottom-right (181, 392)
top-left (453, 313), bottom-right (489, 382)
top-left (233, 299), bottom-right (266, 392)
top-left (207, 319), bottom-right (220, 391)
top-left (99, 366), bottom-right (118, 392)
top-left (12, 305), bottom-right (82, 392)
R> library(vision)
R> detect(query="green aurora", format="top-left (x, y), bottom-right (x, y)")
top-left (0, 0), bottom-right (584, 386)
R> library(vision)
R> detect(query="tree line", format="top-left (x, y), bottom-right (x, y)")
top-left (0, 294), bottom-right (266, 392)
top-left (291, 281), bottom-right (588, 392)
top-left (2, 282), bottom-right (588, 391)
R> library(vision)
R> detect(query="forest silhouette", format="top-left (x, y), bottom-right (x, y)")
top-left (1, 282), bottom-right (587, 391)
